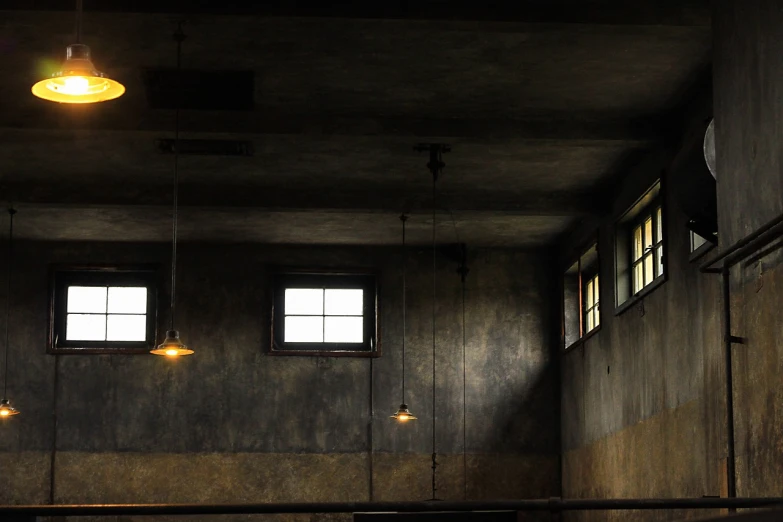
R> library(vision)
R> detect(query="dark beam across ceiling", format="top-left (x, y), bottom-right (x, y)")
top-left (1, 182), bottom-right (602, 217)
top-left (5, 1), bottom-right (710, 26)
top-left (2, 113), bottom-right (662, 144)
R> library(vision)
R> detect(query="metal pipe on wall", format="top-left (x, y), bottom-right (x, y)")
top-left (1, 497), bottom-right (783, 517)
top-left (722, 264), bottom-right (737, 501)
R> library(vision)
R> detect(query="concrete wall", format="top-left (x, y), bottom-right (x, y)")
top-left (0, 241), bottom-right (559, 519)
top-left (559, 151), bottom-right (725, 521)
top-left (714, 0), bottom-right (783, 504)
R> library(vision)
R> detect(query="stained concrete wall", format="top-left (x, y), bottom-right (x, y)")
top-left (714, 0), bottom-right (783, 505)
top-left (559, 148), bottom-right (725, 521)
top-left (0, 241), bottom-right (559, 519)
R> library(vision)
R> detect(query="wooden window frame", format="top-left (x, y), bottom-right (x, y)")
top-left (48, 265), bottom-right (160, 355)
top-left (269, 270), bottom-right (380, 357)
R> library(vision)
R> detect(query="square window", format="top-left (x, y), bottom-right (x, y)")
top-left (563, 243), bottom-right (600, 350)
top-left (49, 267), bottom-right (158, 354)
top-left (271, 272), bottom-right (378, 356)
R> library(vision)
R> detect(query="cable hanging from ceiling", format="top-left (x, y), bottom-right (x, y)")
top-left (151, 21), bottom-right (193, 358)
top-left (415, 142), bottom-right (450, 501)
top-left (32, 0), bottom-right (125, 103)
top-left (1, 208), bottom-right (20, 418)
top-left (392, 214), bottom-right (416, 422)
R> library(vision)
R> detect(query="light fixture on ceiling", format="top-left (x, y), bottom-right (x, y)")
top-left (1, 208), bottom-right (20, 418)
top-left (31, 0), bottom-right (125, 103)
top-left (151, 23), bottom-right (192, 358)
top-left (414, 143), bottom-right (450, 501)
top-left (391, 214), bottom-right (417, 423)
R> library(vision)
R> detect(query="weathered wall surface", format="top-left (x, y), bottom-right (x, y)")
top-left (0, 242), bottom-right (559, 518)
top-left (560, 152), bottom-right (725, 521)
top-left (714, 0), bottom-right (783, 505)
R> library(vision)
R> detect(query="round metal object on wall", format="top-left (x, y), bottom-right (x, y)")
top-left (703, 118), bottom-right (716, 179)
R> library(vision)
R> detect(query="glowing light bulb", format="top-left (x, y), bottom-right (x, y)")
top-left (0, 410), bottom-right (8, 417)
top-left (398, 414), bottom-right (409, 422)
top-left (62, 76), bottom-right (90, 95)
top-left (165, 349), bottom-right (179, 357)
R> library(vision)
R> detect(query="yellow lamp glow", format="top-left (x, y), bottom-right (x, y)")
top-left (150, 330), bottom-right (193, 357)
top-left (0, 399), bottom-right (19, 418)
top-left (32, 44), bottom-right (125, 104)
top-left (390, 403), bottom-right (417, 422)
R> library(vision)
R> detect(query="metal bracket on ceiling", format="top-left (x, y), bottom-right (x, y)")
top-left (414, 143), bottom-right (451, 182)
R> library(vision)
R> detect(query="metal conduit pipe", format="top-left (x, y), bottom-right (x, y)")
top-left (1, 498), bottom-right (783, 517)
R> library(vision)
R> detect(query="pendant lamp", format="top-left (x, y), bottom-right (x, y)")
top-left (32, 0), bottom-right (125, 103)
top-left (1, 209), bottom-right (20, 418)
top-left (391, 214), bottom-right (416, 422)
top-left (151, 24), bottom-right (192, 358)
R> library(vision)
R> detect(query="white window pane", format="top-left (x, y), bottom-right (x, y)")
top-left (324, 316), bottom-right (364, 343)
top-left (107, 314), bottom-right (147, 341)
top-left (585, 280), bottom-right (593, 308)
top-left (633, 263), bottom-right (643, 294)
top-left (644, 217), bottom-right (653, 249)
top-left (644, 254), bottom-right (654, 286)
top-left (67, 286), bottom-right (107, 313)
top-left (586, 312), bottom-right (594, 332)
top-left (594, 275), bottom-right (599, 303)
top-left (285, 316), bottom-right (324, 342)
top-left (66, 314), bottom-right (106, 341)
top-left (285, 289), bottom-right (324, 315)
top-left (633, 226), bottom-right (643, 261)
top-left (657, 246), bottom-right (664, 277)
top-left (656, 207), bottom-right (663, 241)
top-left (107, 287), bottom-right (147, 314)
top-left (594, 306), bottom-right (601, 327)
top-left (325, 289), bottom-right (363, 316)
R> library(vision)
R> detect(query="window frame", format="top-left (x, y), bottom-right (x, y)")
top-left (562, 240), bottom-right (601, 352)
top-left (614, 180), bottom-right (667, 315)
top-left (269, 269), bottom-right (380, 357)
top-left (630, 205), bottom-right (664, 295)
top-left (48, 265), bottom-right (160, 355)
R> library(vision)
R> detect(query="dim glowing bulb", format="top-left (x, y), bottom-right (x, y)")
top-left (0, 410), bottom-right (8, 417)
top-left (397, 414), bottom-right (409, 422)
top-left (165, 349), bottom-right (179, 357)
top-left (62, 76), bottom-right (90, 95)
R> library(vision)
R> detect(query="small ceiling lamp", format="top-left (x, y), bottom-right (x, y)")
top-left (31, 0), bottom-right (125, 103)
top-left (1, 209), bottom-right (20, 418)
top-left (391, 214), bottom-right (416, 423)
top-left (151, 23), bottom-right (192, 358)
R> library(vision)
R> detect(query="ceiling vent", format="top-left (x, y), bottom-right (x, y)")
top-left (144, 69), bottom-right (254, 111)
top-left (156, 139), bottom-right (254, 156)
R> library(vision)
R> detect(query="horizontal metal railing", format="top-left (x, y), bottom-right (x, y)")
top-left (0, 497), bottom-right (782, 517)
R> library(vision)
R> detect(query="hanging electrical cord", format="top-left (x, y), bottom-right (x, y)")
top-left (3, 208), bottom-right (15, 399)
top-left (0, 207), bottom-right (20, 418)
top-left (448, 209), bottom-right (469, 500)
top-left (151, 21), bottom-right (193, 357)
top-left (431, 168), bottom-right (438, 501)
top-left (391, 215), bottom-right (416, 422)
top-left (74, 0), bottom-right (83, 43)
top-left (415, 143), bottom-right (449, 502)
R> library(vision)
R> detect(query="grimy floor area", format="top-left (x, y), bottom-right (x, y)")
top-left (0, 1), bottom-right (781, 521)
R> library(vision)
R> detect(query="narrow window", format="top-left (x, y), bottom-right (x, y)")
top-left (615, 180), bottom-right (666, 309)
top-left (631, 205), bottom-right (664, 295)
top-left (563, 243), bottom-right (600, 349)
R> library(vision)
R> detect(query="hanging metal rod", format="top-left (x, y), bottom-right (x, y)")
top-left (1, 498), bottom-right (782, 516)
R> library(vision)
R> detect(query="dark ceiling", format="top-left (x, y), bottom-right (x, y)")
top-left (0, 1), bottom-right (711, 245)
